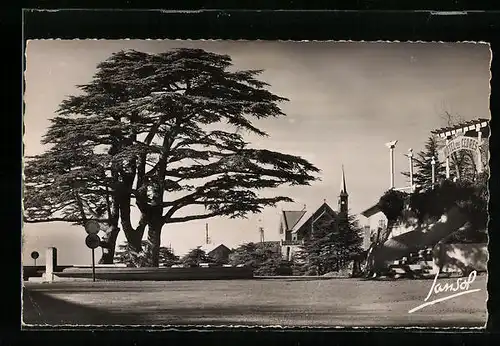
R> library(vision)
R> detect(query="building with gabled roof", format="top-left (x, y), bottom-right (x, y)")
top-left (208, 244), bottom-right (232, 264)
top-left (200, 243), bottom-right (233, 264)
top-left (279, 166), bottom-right (350, 261)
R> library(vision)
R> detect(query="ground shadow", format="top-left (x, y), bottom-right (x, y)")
top-left (22, 289), bottom-right (138, 326)
top-left (22, 288), bottom-right (485, 328)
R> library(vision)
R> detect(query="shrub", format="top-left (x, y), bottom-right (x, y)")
top-left (378, 189), bottom-right (408, 222)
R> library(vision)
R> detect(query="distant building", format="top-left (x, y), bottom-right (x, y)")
top-left (202, 244), bottom-right (232, 264)
top-left (360, 198), bottom-right (415, 250)
top-left (360, 203), bottom-right (387, 251)
top-left (278, 167), bottom-right (350, 261)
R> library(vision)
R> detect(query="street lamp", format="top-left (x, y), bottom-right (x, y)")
top-left (425, 155), bottom-right (437, 189)
top-left (431, 156), bottom-right (436, 187)
top-left (404, 148), bottom-right (414, 192)
top-left (385, 140), bottom-right (398, 189)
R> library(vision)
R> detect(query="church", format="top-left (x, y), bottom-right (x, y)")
top-left (278, 167), bottom-right (349, 261)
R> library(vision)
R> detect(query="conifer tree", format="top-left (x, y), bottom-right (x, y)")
top-left (114, 240), bottom-right (179, 267)
top-left (297, 214), bottom-right (363, 276)
top-left (229, 242), bottom-right (285, 275)
top-left (23, 48), bottom-right (320, 266)
top-left (402, 135), bottom-right (446, 189)
top-left (180, 247), bottom-right (211, 267)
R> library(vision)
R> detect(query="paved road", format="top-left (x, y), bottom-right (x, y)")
top-left (22, 275), bottom-right (487, 327)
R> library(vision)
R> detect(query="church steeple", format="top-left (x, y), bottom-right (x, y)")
top-left (338, 165), bottom-right (348, 215)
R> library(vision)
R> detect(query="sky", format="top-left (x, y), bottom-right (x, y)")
top-left (22, 40), bottom-right (491, 265)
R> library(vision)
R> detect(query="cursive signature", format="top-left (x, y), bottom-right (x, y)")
top-left (408, 270), bottom-right (481, 314)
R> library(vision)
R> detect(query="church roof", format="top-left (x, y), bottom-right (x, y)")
top-left (291, 210), bottom-right (313, 233)
top-left (291, 202), bottom-right (337, 234)
top-left (279, 166), bottom-right (347, 235)
top-left (282, 210), bottom-right (307, 231)
top-left (340, 165), bottom-right (348, 195)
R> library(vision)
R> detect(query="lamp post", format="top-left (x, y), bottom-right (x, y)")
top-left (425, 155), bottom-right (437, 189)
top-left (476, 127), bottom-right (483, 174)
top-left (431, 156), bottom-right (436, 188)
top-left (445, 137), bottom-right (451, 179)
top-left (385, 140), bottom-right (398, 189)
top-left (404, 148), bottom-right (414, 192)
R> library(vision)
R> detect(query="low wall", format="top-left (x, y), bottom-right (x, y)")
top-left (22, 265), bottom-right (73, 280)
top-left (56, 266), bottom-right (254, 281)
top-left (433, 243), bottom-right (488, 273)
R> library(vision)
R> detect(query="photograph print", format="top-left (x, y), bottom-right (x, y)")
top-left (22, 40), bottom-right (490, 328)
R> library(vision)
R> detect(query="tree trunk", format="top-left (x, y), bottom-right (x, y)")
top-left (100, 173), bottom-right (121, 264)
top-left (147, 212), bottom-right (163, 267)
top-left (127, 232), bottom-right (143, 254)
top-left (98, 225), bottom-right (120, 264)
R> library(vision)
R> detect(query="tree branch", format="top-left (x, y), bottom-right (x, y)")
top-left (24, 217), bottom-right (109, 224)
top-left (165, 212), bottom-right (219, 224)
top-left (73, 189), bottom-right (88, 222)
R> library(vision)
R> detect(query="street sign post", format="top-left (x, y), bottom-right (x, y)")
top-left (31, 251), bottom-right (39, 267)
top-left (85, 233), bottom-right (101, 282)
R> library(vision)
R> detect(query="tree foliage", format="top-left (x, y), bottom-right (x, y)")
top-left (229, 242), bottom-right (289, 276)
top-left (378, 189), bottom-right (408, 224)
top-left (296, 214), bottom-right (363, 276)
top-left (377, 177), bottom-right (488, 246)
top-left (114, 240), bottom-right (180, 267)
top-left (23, 48), bottom-right (320, 266)
top-left (380, 178), bottom-right (488, 230)
top-left (23, 141), bottom-right (121, 263)
top-left (180, 247), bottom-right (212, 267)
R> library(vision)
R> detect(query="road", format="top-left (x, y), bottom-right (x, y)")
top-left (22, 275), bottom-right (487, 327)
